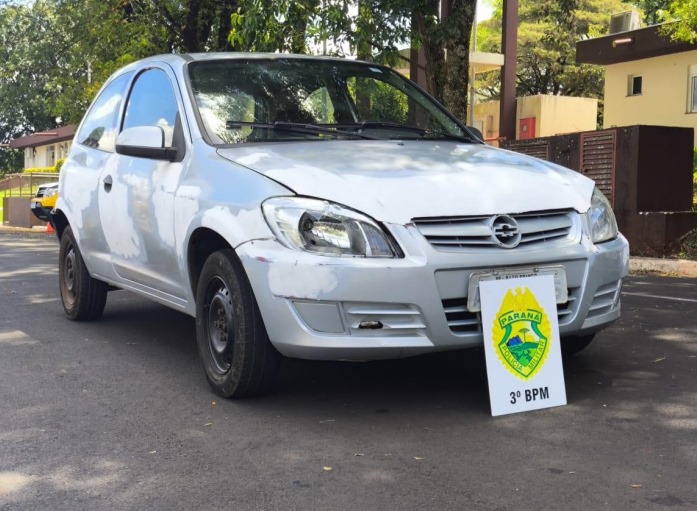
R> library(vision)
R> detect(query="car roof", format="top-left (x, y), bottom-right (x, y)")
top-left (155, 52), bottom-right (359, 63)
top-left (113, 53), bottom-right (369, 75)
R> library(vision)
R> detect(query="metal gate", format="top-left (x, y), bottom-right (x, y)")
top-left (579, 130), bottom-right (616, 205)
top-left (509, 142), bottom-right (550, 161)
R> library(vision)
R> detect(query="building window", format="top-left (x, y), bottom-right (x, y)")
top-left (628, 75), bottom-right (642, 96)
top-left (47, 145), bottom-right (56, 166)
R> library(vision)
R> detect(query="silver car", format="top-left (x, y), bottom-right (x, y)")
top-left (54, 53), bottom-right (629, 397)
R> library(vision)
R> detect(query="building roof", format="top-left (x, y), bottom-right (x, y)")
top-left (576, 23), bottom-right (697, 66)
top-left (9, 125), bottom-right (77, 149)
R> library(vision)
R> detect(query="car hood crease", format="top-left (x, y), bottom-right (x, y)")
top-left (217, 140), bottom-right (595, 224)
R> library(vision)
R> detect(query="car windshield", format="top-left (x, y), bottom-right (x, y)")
top-left (187, 58), bottom-right (474, 145)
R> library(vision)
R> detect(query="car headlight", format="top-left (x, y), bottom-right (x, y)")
top-left (587, 188), bottom-right (618, 243)
top-left (262, 197), bottom-right (400, 257)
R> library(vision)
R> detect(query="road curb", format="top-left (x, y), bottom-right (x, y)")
top-left (629, 257), bottom-right (697, 278)
top-left (0, 225), bottom-right (53, 235)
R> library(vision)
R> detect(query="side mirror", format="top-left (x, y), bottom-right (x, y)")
top-left (115, 126), bottom-right (178, 162)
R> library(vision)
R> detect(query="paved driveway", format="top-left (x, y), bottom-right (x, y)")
top-left (0, 233), bottom-right (695, 510)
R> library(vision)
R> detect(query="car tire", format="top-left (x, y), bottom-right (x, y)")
top-left (561, 334), bottom-right (595, 355)
top-left (59, 226), bottom-right (108, 321)
top-left (195, 249), bottom-right (280, 398)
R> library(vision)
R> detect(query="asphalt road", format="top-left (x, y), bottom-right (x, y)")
top-left (1, 232), bottom-right (695, 511)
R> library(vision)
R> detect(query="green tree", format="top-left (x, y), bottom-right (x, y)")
top-left (229, 0), bottom-right (321, 53)
top-left (659, 0), bottom-right (697, 42)
top-left (519, 327), bottom-right (530, 342)
top-left (0, 2), bottom-right (62, 173)
top-left (625, 0), bottom-right (670, 24)
top-left (477, 0), bottom-right (626, 101)
top-left (230, 0), bottom-right (476, 122)
top-left (132, 0), bottom-right (239, 52)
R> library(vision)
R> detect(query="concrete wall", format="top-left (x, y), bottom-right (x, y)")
top-left (474, 95), bottom-right (598, 144)
top-left (604, 49), bottom-right (697, 144)
top-left (473, 101), bottom-right (500, 143)
top-left (533, 95), bottom-right (598, 138)
top-left (2, 197), bottom-right (44, 228)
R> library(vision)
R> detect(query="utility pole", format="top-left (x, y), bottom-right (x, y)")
top-left (499, 0), bottom-right (518, 142)
top-left (468, 4), bottom-right (478, 127)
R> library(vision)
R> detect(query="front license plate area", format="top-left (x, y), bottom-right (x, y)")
top-left (467, 266), bottom-right (568, 312)
top-left (30, 202), bottom-right (37, 209)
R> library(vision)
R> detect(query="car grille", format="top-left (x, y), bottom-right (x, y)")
top-left (442, 286), bottom-right (581, 335)
top-left (413, 210), bottom-right (576, 251)
top-left (344, 303), bottom-right (426, 337)
top-left (586, 280), bottom-right (622, 318)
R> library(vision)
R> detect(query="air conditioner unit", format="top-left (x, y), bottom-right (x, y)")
top-left (609, 11), bottom-right (641, 34)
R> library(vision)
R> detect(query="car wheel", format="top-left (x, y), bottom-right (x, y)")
top-left (195, 249), bottom-right (280, 398)
top-left (561, 334), bottom-right (595, 355)
top-left (59, 226), bottom-right (108, 320)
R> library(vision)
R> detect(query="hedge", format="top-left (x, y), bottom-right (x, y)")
top-left (22, 158), bottom-right (65, 174)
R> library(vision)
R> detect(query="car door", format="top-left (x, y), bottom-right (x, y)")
top-left (61, 72), bottom-right (133, 280)
top-left (98, 65), bottom-right (189, 300)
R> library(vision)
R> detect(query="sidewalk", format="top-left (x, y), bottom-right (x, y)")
top-left (629, 256), bottom-right (697, 278)
top-left (2, 224), bottom-right (697, 278)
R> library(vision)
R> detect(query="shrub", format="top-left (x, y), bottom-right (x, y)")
top-left (21, 157), bottom-right (66, 174)
top-left (22, 166), bottom-right (59, 174)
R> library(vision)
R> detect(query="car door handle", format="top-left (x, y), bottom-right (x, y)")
top-left (103, 175), bottom-right (113, 192)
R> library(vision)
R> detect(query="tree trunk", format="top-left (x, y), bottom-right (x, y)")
top-left (181, 0), bottom-right (205, 51)
top-left (414, 2), bottom-right (442, 99)
top-left (440, 0), bottom-right (476, 123)
top-left (413, 0), bottom-right (475, 122)
top-left (216, 1), bottom-right (235, 51)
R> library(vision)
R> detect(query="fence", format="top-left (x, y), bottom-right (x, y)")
top-left (0, 173), bottom-right (59, 197)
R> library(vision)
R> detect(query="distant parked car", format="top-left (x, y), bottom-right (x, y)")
top-left (30, 182), bottom-right (59, 223)
top-left (53, 53), bottom-right (629, 398)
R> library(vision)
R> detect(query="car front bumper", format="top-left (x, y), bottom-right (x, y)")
top-left (237, 224), bottom-right (630, 361)
top-left (31, 202), bottom-right (53, 223)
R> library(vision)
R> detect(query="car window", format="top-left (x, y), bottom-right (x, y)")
top-left (123, 69), bottom-right (179, 147)
top-left (301, 87), bottom-right (335, 124)
top-left (77, 72), bottom-right (132, 152)
top-left (345, 76), bottom-right (409, 125)
top-left (197, 91), bottom-right (258, 144)
top-left (188, 59), bottom-right (470, 145)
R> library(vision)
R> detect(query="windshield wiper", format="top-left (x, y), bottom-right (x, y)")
top-left (345, 121), bottom-right (429, 135)
top-left (225, 121), bottom-right (377, 140)
top-left (340, 121), bottom-right (478, 143)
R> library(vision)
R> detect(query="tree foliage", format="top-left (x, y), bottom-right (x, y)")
top-left (477, 0), bottom-right (626, 101)
top-left (230, 0), bottom-right (476, 120)
top-left (132, 0), bottom-right (239, 52)
top-left (1, 0), bottom-right (477, 176)
top-left (626, 0), bottom-right (670, 25)
top-left (659, 0), bottom-right (697, 43)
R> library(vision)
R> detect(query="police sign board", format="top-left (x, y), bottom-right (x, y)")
top-left (480, 275), bottom-right (567, 416)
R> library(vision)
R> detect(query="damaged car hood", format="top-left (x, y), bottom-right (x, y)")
top-left (217, 140), bottom-right (595, 224)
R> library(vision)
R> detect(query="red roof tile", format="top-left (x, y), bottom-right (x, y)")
top-left (9, 125), bottom-right (77, 149)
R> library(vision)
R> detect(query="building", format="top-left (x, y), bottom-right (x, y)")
top-left (474, 95), bottom-right (598, 144)
top-left (8, 125), bottom-right (76, 169)
top-left (576, 23), bottom-right (697, 144)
